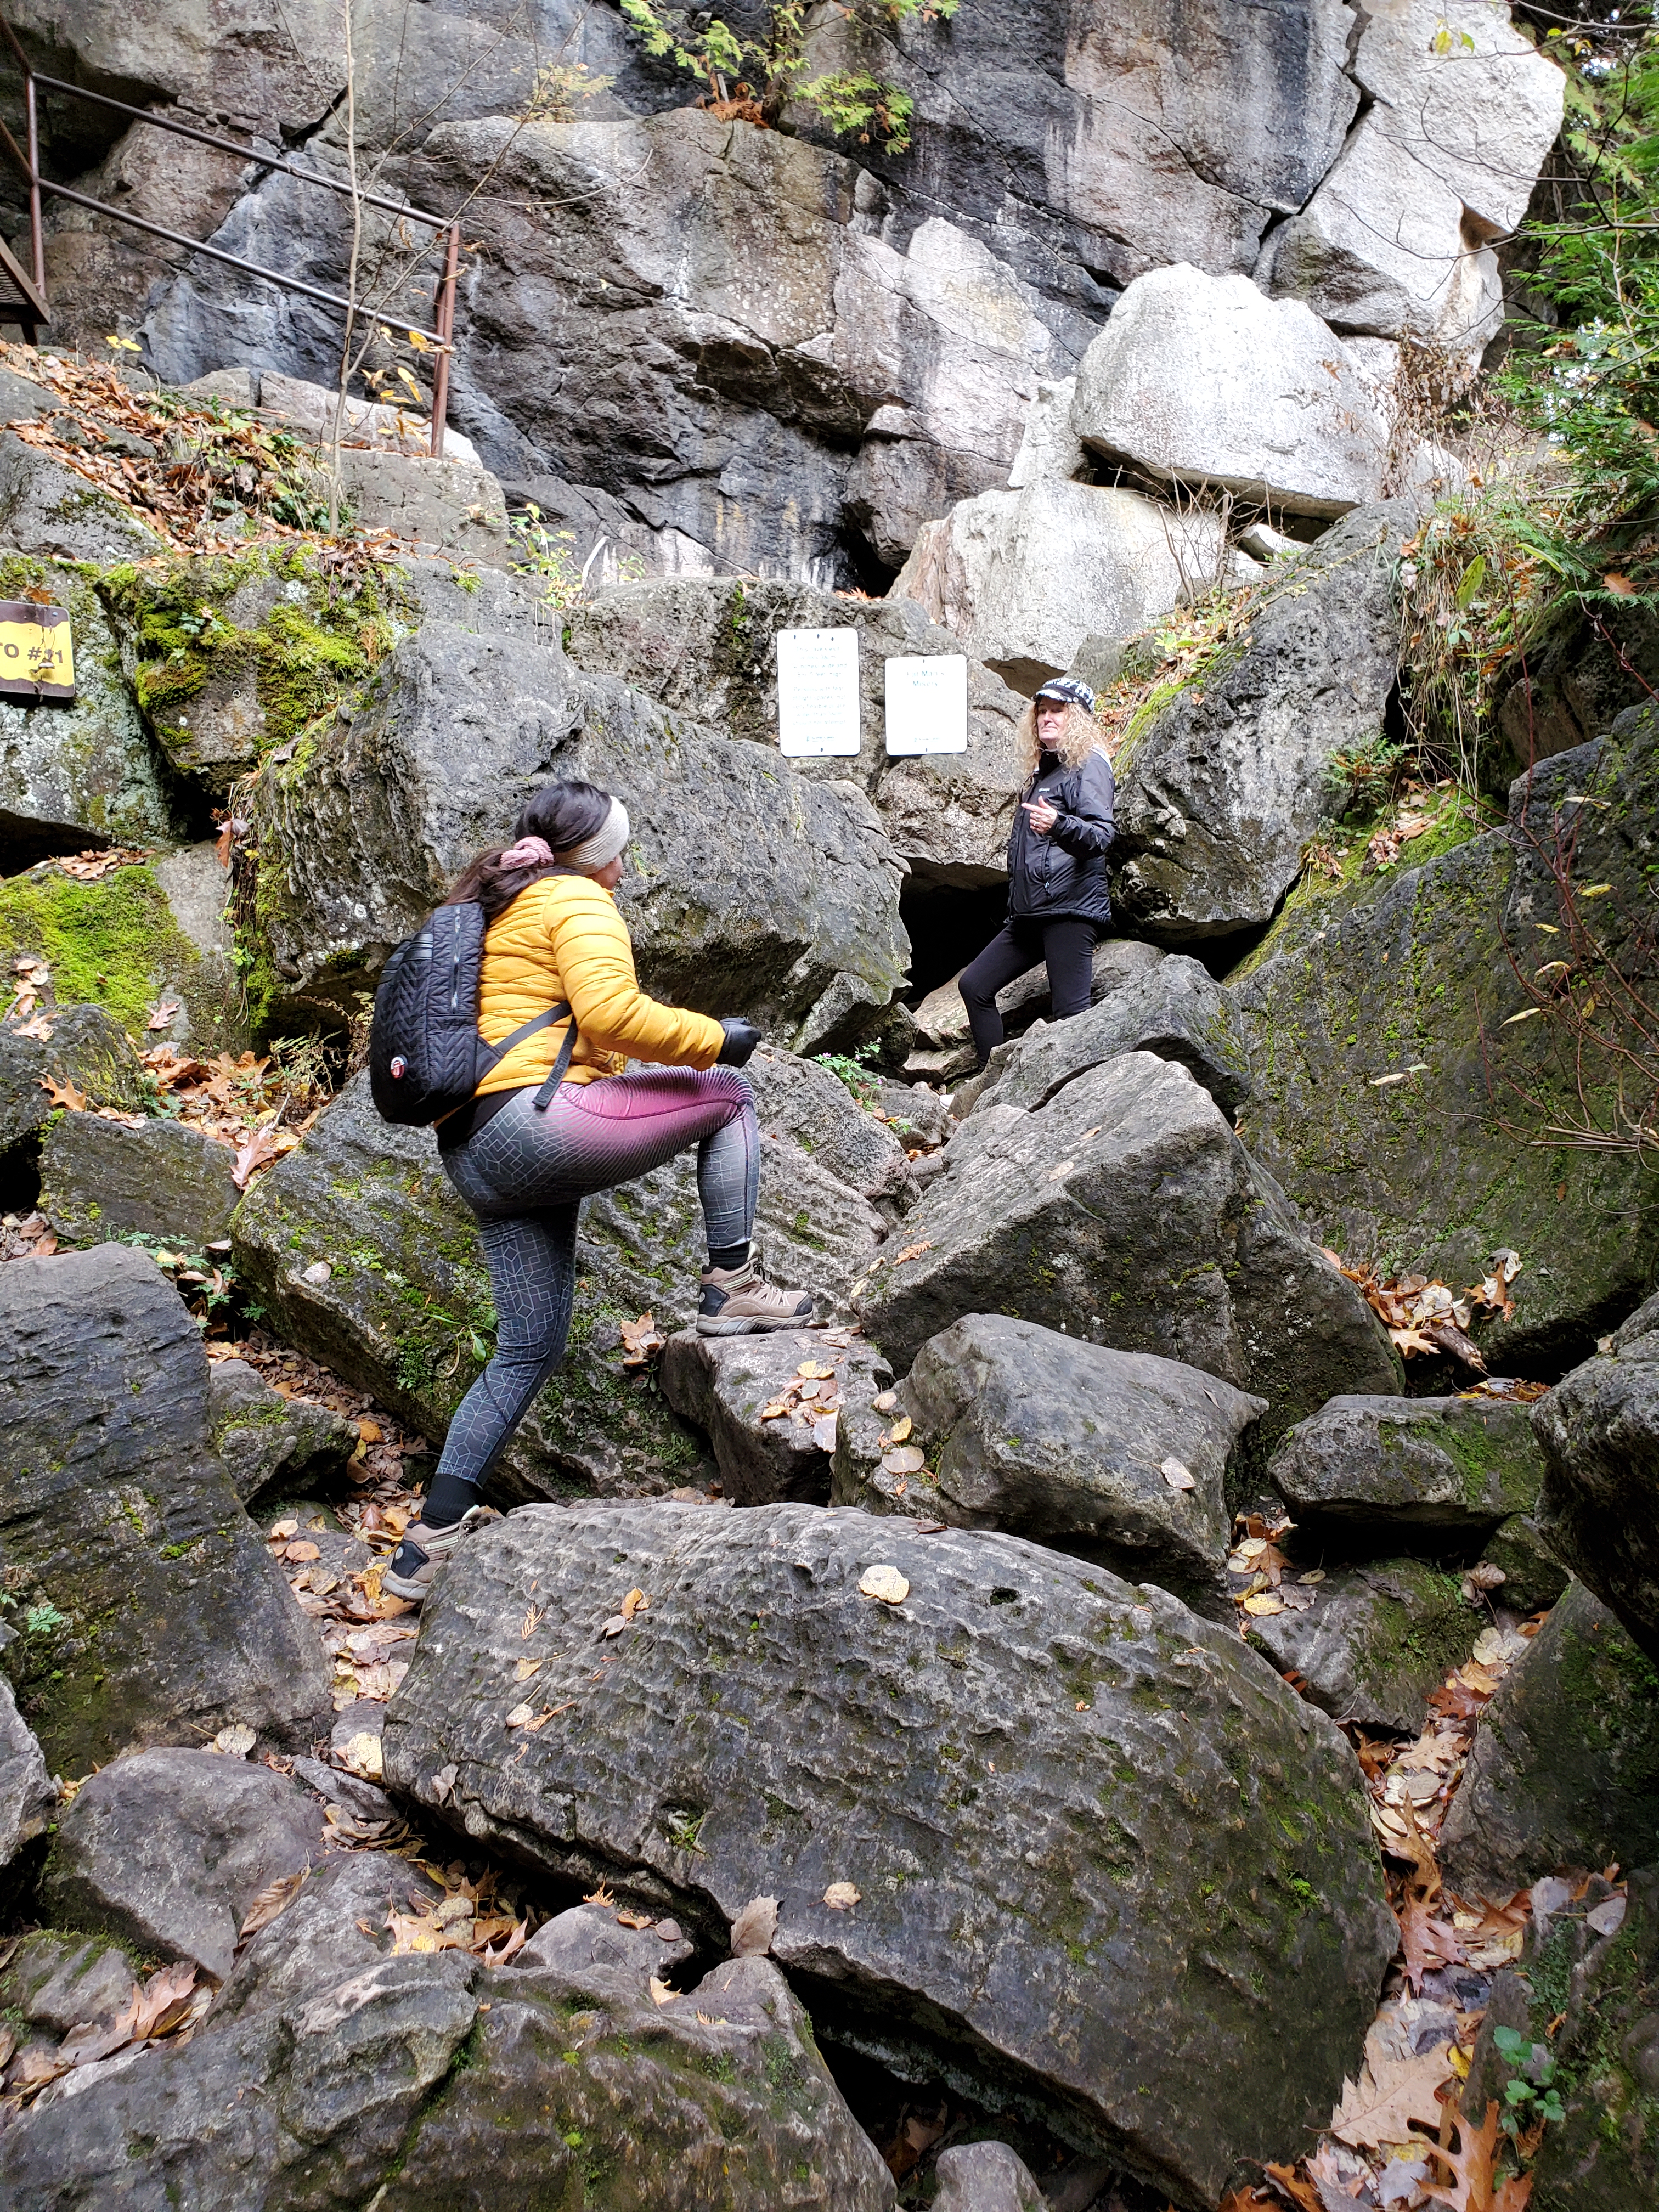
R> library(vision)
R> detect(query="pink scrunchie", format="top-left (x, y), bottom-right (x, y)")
top-left (499, 835), bottom-right (555, 870)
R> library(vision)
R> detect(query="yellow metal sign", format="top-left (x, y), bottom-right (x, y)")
top-left (0, 600), bottom-right (75, 702)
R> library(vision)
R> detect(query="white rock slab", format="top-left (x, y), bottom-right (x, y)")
top-left (889, 478), bottom-right (1224, 692)
top-left (1259, 116), bottom-right (1505, 356)
top-left (1259, 3), bottom-right (1562, 355)
top-left (1352, 0), bottom-right (1565, 236)
top-left (1069, 265), bottom-right (1392, 516)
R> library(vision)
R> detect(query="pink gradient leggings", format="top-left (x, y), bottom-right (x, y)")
top-left (432, 1067), bottom-right (758, 1490)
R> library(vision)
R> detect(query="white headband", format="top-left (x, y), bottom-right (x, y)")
top-left (558, 797), bottom-right (630, 874)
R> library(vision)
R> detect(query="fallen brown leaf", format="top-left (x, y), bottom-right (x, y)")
top-left (1263, 2160), bottom-right (1324, 2212)
top-left (240, 1869), bottom-right (307, 1940)
top-left (1424, 2098), bottom-right (1501, 2212)
top-left (730, 1895), bottom-right (778, 1957)
top-left (1330, 2046), bottom-right (1452, 2149)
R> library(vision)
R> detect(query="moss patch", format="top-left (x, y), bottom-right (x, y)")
top-left (98, 546), bottom-right (398, 769)
top-left (0, 864), bottom-right (196, 1035)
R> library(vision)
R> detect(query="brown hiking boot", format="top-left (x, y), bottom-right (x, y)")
top-left (697, 1257), bottom-right (817, 1336)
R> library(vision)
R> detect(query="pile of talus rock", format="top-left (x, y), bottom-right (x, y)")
top-left (1, 3), bottom-right (1657, 2205)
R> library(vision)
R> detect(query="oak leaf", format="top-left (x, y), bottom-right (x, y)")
top-left (1329, 2047), bottom-right (1452, 2148)
top-left (1424, 2098), bottom-right (1502, 2212)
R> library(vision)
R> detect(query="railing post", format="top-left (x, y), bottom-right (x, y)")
top-left (23, 62), bottom-right (42, 296)
top-left (428, 221), bottom-right (459, 462)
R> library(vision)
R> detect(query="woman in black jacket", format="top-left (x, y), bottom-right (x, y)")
top-left (959, 674), bottom-right (1114, 1069)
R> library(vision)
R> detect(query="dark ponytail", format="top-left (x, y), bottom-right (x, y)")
top-left (443, 780), bottom-right (614, 921)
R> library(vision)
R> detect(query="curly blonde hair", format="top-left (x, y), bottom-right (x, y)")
top-left (1017, 696), bottom-right (1110, 781)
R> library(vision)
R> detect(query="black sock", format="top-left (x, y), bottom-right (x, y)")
top-left (421, 1471), bottom-right (482, 1530)
top-left (706, 1240), bottom-right (750, 1272)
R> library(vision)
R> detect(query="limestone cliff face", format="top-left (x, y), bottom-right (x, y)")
top-left (0, 3), bottom-right (1562, 585)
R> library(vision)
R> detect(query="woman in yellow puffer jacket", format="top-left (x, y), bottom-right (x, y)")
top-left (384, 778), bottom-right (816, 1603)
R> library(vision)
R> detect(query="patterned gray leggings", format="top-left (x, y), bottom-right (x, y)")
top-left (432, 1067), bottom-right (758, 1491)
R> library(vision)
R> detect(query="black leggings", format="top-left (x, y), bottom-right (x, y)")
top-left (960, 918), bottom-right (1098, 1066)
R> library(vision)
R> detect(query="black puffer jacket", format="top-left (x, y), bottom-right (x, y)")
top-left (1006, 748), bottom-right (1115, 923)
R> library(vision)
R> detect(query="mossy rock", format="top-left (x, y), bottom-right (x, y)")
top-left (0, 1244), bottom-right (331, 1773)
top-left (1229, 713), bottom-right (1659, 1369)
top-left (1243, 1558), bottom-right (1479, 1733)
top-left (95, 545), bottom-right (400, 793)
top-left (0, 858), bottom-right (240, 1051)
top-left (0, 1001), bottom-right (143, 1156)
top-left (1477, 1513), bottom-right (1569, 1616)
top-left (1534, 1318), bottom-right (1659, 1666)
top-left (1463, 1869), bottom-right (1658, 2212)
top-left (39, 1110), bottom-right (241, 1250)
top-left (207, 1359), bottom-right (358, 1508)
top-left (1267, 1392), bottom-right (1548, 1555)
top-left (1440, 1581), bottom-right (1659, 1898)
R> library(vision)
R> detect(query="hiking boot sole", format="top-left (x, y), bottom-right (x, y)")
top-left (381, 1570), bottom-right (432, 1601)
top-left (696, 1311), bottom-right (822, 1336)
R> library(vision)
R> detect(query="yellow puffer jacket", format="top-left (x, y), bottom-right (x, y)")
top-left (472, 875), bottom-right (725, 1097)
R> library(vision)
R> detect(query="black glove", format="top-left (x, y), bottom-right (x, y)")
top-left (716, 1017), bottom-right (761, 1068)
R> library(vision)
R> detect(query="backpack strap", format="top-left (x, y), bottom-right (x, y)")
top-left (487, 1006), bottom-right (560, 1062)
top-left (531, 1005), bottom-right (578, 1111)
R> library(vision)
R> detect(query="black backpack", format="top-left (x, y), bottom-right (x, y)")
top-left (369, 901), bottom-right (577, 1127)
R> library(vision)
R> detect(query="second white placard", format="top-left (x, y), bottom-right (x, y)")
top-left (884, 653), bottom-right (968, 754)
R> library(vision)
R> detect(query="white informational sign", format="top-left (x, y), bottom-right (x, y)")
top-left (776, 627), bottom-right (862, 757)
top-left (883, 652), bottom-right (968, 755)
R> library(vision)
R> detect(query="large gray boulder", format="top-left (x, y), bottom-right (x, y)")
top-left (890, 479), bottom-right (1226, 693)
top-left (1533, 1310), bottom-right (1659, 1666)
top-left (42, 1748), bottom-right (325, 1983)
top-left (249, 618), bottom-right (909, 1051)
top-left (1229, 716), bottom-right (1659, 1370)
top-left (1439, 1582), bottom-right (1659, 1899)
top-left (1242, 1560), bottom-right (1479, 1734)
top-left (232, 1070), bottom-right (880, 1503)
top-left (207, 1358), bottom-right (359, 1508)
top-left (406, 106), bottom-right (1074, 577)
top-left (0, 558), bottom-right (174, 861)
top-left (1261, 1), bottom-right (1564, 354)
top-left (562, 575), bottom-right (1025, 885)
top-left (1261, 114), bottom-right (1504, 358)
top-left (0, 1244), bottom-right (332, 1771)
top-left (396, 1946), bottom-right (896, 2211)
top-left (934, 2141), bottom-right (1046, 2212)
top-left (833, 1312), bottom-right (1263, 1617)
top-left (40, 1110), bottom-right (241, 1249)
top-left (336, 448), bottom-right (510, 566)
top-left (805, 0), bottom-right (1358, 287)
top-left (1268, 1395), bottom-right (1550, 1550)
top-left (1111, 500), bottom-right (1413, 940)
top-left (1070, 267), bottom-right (1391, 516)
top-left (972, 952), bottom-right (1252, 1119)
top-left (856, 1051), bottom-right (1398, 1441)
top-left (0, 1843), bottom-right (895, 2211)
top-left (746, 1043), bottom-right (917, 1214)
top-left (383, 1500), bottom-right (1396, 2207)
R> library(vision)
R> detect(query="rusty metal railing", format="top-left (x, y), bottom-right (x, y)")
top-left (0, 13), bottom-right (461, 458)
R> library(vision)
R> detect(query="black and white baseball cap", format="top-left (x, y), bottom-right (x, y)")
top-left (1033, 675), bottom-right (1097, 713)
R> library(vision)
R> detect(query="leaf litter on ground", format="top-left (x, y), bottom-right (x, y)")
top-left (1246, 1565), bottom-right (1592, 2212)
